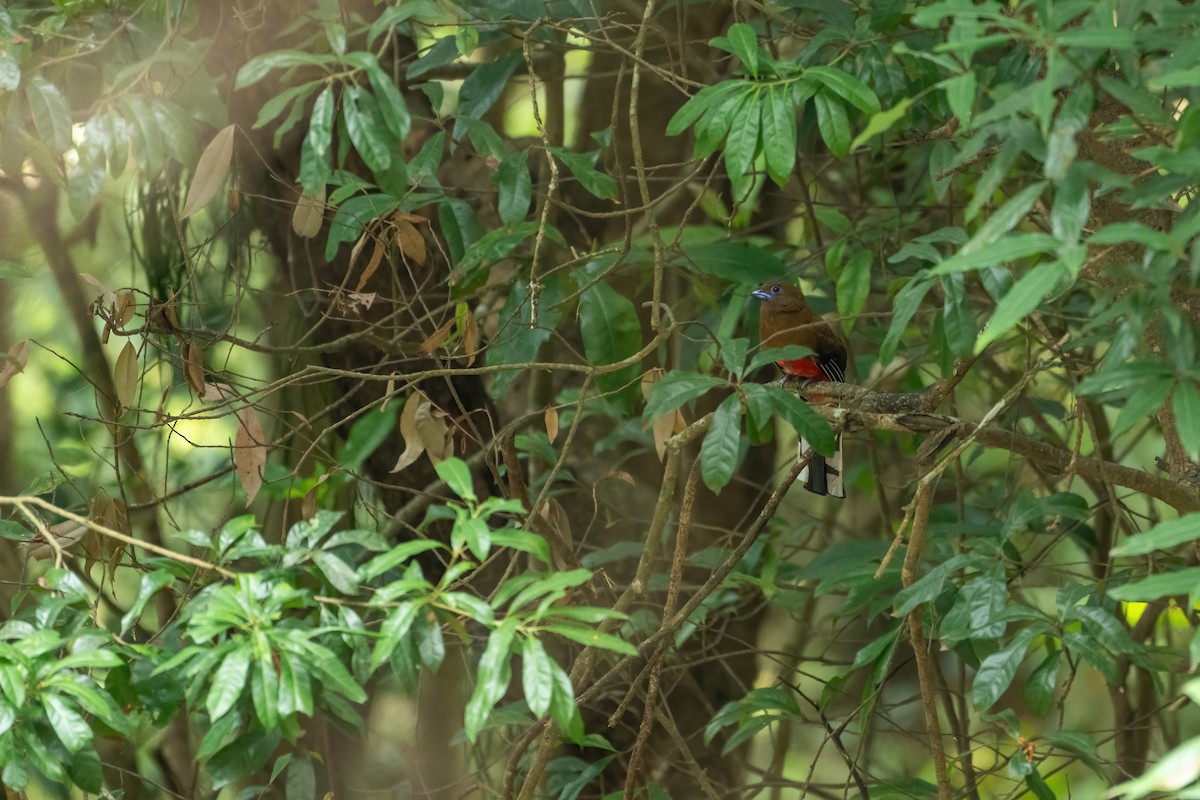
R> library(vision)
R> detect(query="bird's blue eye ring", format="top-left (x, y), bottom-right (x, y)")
top-left (771, 285), bottom-right (781, 294)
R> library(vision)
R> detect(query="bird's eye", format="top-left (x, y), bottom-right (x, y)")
top-left (771, 285), bottom-right (781, 294)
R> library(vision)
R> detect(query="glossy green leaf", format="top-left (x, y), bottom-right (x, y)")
top-left (287, 755), bottom-right (316, 800)
top-left (235, 51), bottom-right (333, 89)
top-left (43, 694), bottom-right (91, 753)
top-left (436, 457), bottom-right (475, 502)
top-left (724, 90), bottom-right (761, 180)
top-left (643, 372), bottom-right (726, 426)
top-left (313, 551), bottom-right (360, 594)
top-left (726, 23), bottom-right (759, 76)
top-left (940, 272), bottom-right (977, 356)
top-left (496, 151), bottom-right (532, 225)
top-left (1110, 567), bottom-right (1200, 601)
top-left (579, 280), bottom-right (642, 399)
top-left (464, 623), bottom-right (515, 741)
top-left (974, 263), bottom-right (1065, 354)
top-left (768, 389), bottom-right (835, 456)
top-left (943, 72), bottom-right (976, 128)
top-left (542, 623), bottom-right (639, 656)
top-left (207, 727), bottom-right (282, 789)
top-left (120, 570), bottom-right (175, 635)
top-left (849, 96), bottom-right (915, 151)
top-left (813, 89), bottom-right (850, 158)
top-left (454, 50), bottom-right (522, 132)
top-left (206, 646), bottom-right (251, 721)
top-left (761, 86), bottom-right (797, 186)
top-left (343, 84), bottom-right (392, 176)
top-left (299, 86), bottom-right (334, 195)
top-left (836, 250), bottom-right (871, 333)
top-left (547, 660), bottom-right (584, 742)
top-left (805, 66), bottom-right (880, 114)
top-left (700, 394), bottom-right (742, 493)
top-left (972, 629), bottom-right (1036, 711)
top-left (1174, 381), bottom-right (1200, 461)
top-left (65, 745), bottom-right (103, 793)
top-left (1024, 650), bottom-right (1060, 717)
top-left (26, 76), bottom-right (72, 153)
top-left (521, 636), bottom-right (555, 717)
top-left (1117, 507), bottom-right (1199, 566)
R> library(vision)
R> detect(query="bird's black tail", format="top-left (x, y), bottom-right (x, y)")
top-left (800, 436), bottom-right (844, 498)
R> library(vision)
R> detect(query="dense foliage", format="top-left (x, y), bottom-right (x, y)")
top-left (1, 0), bottom-right (1200, 798)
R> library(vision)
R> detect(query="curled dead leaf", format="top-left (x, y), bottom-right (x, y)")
top-left (114, 340), bottom-right (138, 408)
top-left (27, 520), bottom-right (88, 560)
top-left (420, 317), bottom-right (455, 355)
top-left (234, 406), bottom-right (267, 505)
top-left (463, 309), bottom-right (479, 366)
top-left (115, 291), bottom-right (137, 327)
top-left (183, 339), bottom-right (205, 395)
top-left (355, 236), bottom-right (387, 293)
top-left (393, 219), bottom-right (426, 267)
top-left (544, 405), bottom-right (559, 443)
top-left (641, 367), bottom-right (665, 401)
top-left (390, 390), bottom-right (450, 473)
top-left (0, 340), bottom-right (29, 389)
top-left (181, 124), bottom-right (236, 220)
top-left (292, 186), bottom-right (326, 239)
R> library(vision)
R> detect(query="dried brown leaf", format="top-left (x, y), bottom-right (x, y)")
top-left (181, 124), bottom-right (236, 219)
top-left (183, 339), bottom-right (205, 395)
top-left (394, 219), bottom-right (426, 267)
top-left (115, 291), bottom-right (137, 327)
top-left (227, 188), bottom-right (240, 212)
top-left (27, 520), bottom-right (88, 560)
top-left (463, 310), bottom-right (479, 366)
top-left (416, 404), bottom-right (450, 464)
top-left (641, 367), bottom-right (665, 401)
top-left (292, 186), bottom-right (326, 238)
top-left (0, 340), bottom-right (29, 389)
top-left (652, 412), bottom-right (674, 461)
top-left (163, 290), bottom-right (181, 330)
top-left (545, 405), bottom-right (559, 443)
top-left (355, 236), bottom-right (387, 293)
top-left (420, 317), bottom-right (455, 355)
top-left (390, 391), bottom-right (428, 473)
top-left (114, 340), bottom-right (138, 408)
top-left (81, 273), bottom-right (115, 307)
top-left (234, 406), bottom-right (267, 505)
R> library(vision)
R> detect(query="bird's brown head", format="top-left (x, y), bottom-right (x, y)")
top-left (751, 280), bottom-right (807, 313)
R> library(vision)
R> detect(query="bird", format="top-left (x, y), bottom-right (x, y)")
top-left (752, 279), bottom-right (848, 498)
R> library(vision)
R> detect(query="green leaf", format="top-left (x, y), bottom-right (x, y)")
top-left (579, 280), bottom-right (642, 400)
top-left (724, 90), bottom-right (761, 180)
top-left (726, 23), bottom-right (759, 76)
top-left (287, 755), bottom-right (317, 800)
top-left (26, 76), bottom-right (72, 153)
top-left (250, 642), bottom-right (279, 729)
top-left (643, 372), bottom-right (726, 426)
top-left (343, 84), bottom-right (392, 176)
top-left (961, 182), bottom-right (1048, 258)
top-left (870, 0), bottom-right (905, 32)
top-left (813, 89), bottom-right (850, 158)
top-left (674, 240), bottom-right (784, 283)
top-left (547, 660), bottom-right (584, 742)
top-left (359, 540), bottom-right (443, 581)
top-left (300, 85), bottom-right (334, 195)
top-left (497, 151), bottom-right (532, 225)
top-left (1104, 513), bottom-right (1200, 556)
top-left (974, 263), bottom-right (1065, 354)
top-left (120, 570), bottom-right (175, 635)
top-left (849, 96), bottom-right (915, 151)
top-left (701, 394), bottom-right (742, 493)
top-left (836, 250), bottom-right (871, 333)
top-left (972, 629), bottom-right (1036, 711)
top-left (805, 66), bottom-right (880, 114)
top-left (313, 551), bottom-right (360, 594)
top-left (940, 273), bottom-right (977, 356)
top-left (206, 646), bottom-right (251, 721)
top-left (339, 404), bottom-right (399, 470)
top-left (0, 519), bottom-right (32, 542)
top-left (65, 745), bottom-right (103, 793)
top-left (1174, 381), bottom-right (1200, 461)
top-left (464, 623), bottom-right (516, 741)
top-left (43, 693), bottom-right (91, 753)
top-left (768, 389), bottom-right (835, 456)
top-left (761, 86), bottom-right (797, 186)
top-left (235, 51), bottom-right (333, 89)
top-left (371, 602), bottom-right (419, 672)
top-left (490, 528), bottom-right (551, 565)
top-left (436, 457), bottom-right (475, 502)
top-left (486, 277), bottom-right (565, 397)
top-left (1024, 650), bottom-right (1060, 717)
top-left (1110, 567), bottom-right (1200, 601)
top-left (1051, 167), bottom-right (1089, 243)
top-left (521, 636), bottom-right (555, 717)
top-left (366, 63), bottom-right (412, 141)
top-left (0, 52), bottom-right (18, 92)
top-left (542, 623), bottom-right (640, 656)
top-left (1108, 738), bottom-right (1200, 798)
top-left (666, 83), bottom-right (727, 137)
top-left (1044, 729), bottom-right (1105, 777)
top-left (454, 51), bottom-right (522, 132)
top-left (943, 72), bottom-right (976, 128)
top-left (207, 727), bottom-right (282, 789)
